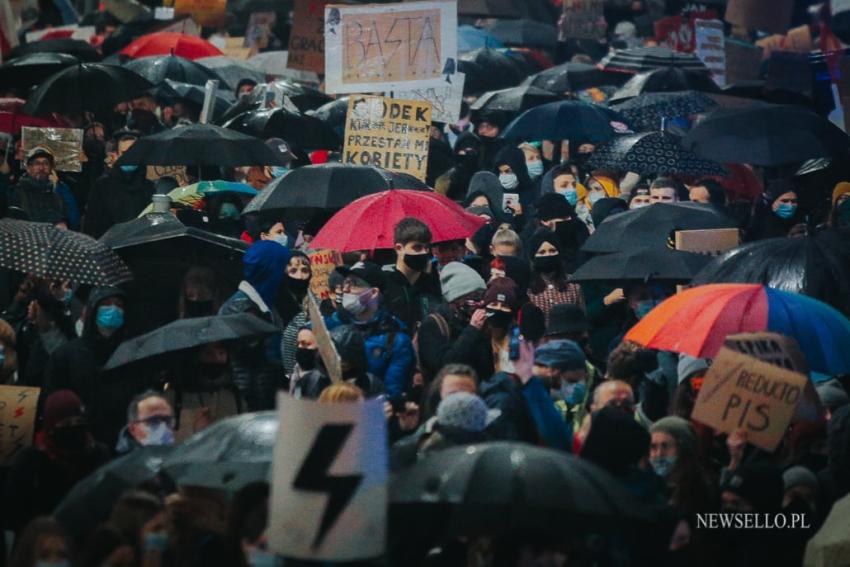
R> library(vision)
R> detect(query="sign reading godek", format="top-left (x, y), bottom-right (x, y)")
top-left (343, 95), bottom-right (431, 181)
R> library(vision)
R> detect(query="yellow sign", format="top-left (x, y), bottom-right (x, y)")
top-left (308, 248), bottom-right (341, 301)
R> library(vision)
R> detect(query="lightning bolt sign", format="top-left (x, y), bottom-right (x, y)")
top-left (293, 424), bottom-right (363, 550)
top-left (14, 407), bottom-right (24, 418)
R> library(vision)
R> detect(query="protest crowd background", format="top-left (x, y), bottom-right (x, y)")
top-left (2, 0), bottom-right (850, 565)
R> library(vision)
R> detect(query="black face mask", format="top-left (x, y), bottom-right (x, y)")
top-left (184, 299), bottom-right (213, 318)
top-left (295, 347), bottom-right (318, 370)
top-left (51, 425), bottom-right (89, 454)
top-left (533, 255), bottom-right (561, 274)
top-left (486, 309), bottom-right (513, 328)
top-left (457, 152), bottom-right (479, 170)
top-left (286, 277), bottom-right (311, 296)
top-left (403, 252), bottom-right (431, 272)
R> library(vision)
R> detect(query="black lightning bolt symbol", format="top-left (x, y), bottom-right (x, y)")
top-left (293, 424), bottom-right (363, 550)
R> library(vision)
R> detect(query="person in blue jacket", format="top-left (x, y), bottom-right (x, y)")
top-left (325, 261), bottom-right (415, 398)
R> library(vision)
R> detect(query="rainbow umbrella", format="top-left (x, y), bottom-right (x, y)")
top-left (139, 180), bottom-right (257, 216)
top-left (624, 284), bottom-right (850, 375)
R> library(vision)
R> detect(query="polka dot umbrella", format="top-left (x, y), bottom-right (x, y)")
top-left (0, 219), bottom-right (132, 286)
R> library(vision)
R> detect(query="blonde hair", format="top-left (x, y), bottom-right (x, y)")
top-left (491, 227), bottom-right (521, 253)
top-left (0, 319), bottom-right (17, 383)
top-left (319, 383), bottom-right (365, 403)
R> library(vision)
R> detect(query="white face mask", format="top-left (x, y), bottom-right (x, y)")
top-left (526, 160), bottom-right (544, 179)
top-left (588, 191), bottom-right (605, 205)
top-left (270, 233), bottom-right (288, 247)
top-left (342, 288), bottom-right (375, 316)
top-left (499, 172), bottom-right (519, 190)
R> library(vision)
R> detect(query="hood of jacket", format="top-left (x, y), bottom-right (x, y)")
top-left (82, 285), bottom-right (127, 342)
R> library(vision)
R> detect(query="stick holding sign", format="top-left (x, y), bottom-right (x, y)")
top-left (308, 292), bottom-right (342, 383)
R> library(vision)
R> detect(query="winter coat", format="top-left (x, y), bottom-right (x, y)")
top-left (9, 176), bottom-right (80, 229)
top-left (417, 304), bottom-right (494, 383)
top-left (83, 167), bottom-right (155, 238)
top-left (380, 267), bottom-right (442, 336)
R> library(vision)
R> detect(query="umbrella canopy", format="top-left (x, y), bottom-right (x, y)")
top-left (310, 190), bottom-right (486, 251)
top-left (682, 105), bottom-right (850, 166)
top-left (139, 180), bottom-right (257, 215)
top-left (194, 56), bottom-right (265, 90)
top-left (103, 0), bottom-right (150, 23)
top-left (599, 47), bottom-right (709, 74)
top-left (522, 61), bottom-right (625, 95)
top-left (224, 108), bottom-right (340, 150)
top-left (8, 39), bottom-right (101, 62)
top-left (624, 284), bottom-right (850, 375)
top-left (243, 164), bottom-right (430, 215)
top-left (458, 25), bottom-right (504, 52)
top-left (124, 54), bottom-right (223, 86)
top-left (0, 52), bottom-right (79, 90)
top-left (152, 79), bottom-right (234, 118)
top-left (609, 67), bottom-right (721, 102)
top-left (501, 100), bottom-right (632, 143)
top-left (0, 219), bottom-right (132, 286)
top-left (488, 19), bottom-right (558, 49)
top-left (266, 80), bottom-right (333, 112)
top-left (247, 51), bottom-right (319, 82)
top-left (470, 85), bottom-right (559, 116)
top-left (582, 202), bottom-right (738, 254)
top-left (570, 248), bottom-right (712, 283)
top-left (22, 63), bottom-right (153, 116)
top-left (54, 446), bottom-right (170, 542)
top-left (458, 0), bottom-right (520, 18)
top-left (391, 442), bottom-right (650, 538)
top-left (691, 236), bottom-right (850, 316)
top-left (586, 131), bottom-right (726, 176)
top-left (104, 313), bottom-right (279, 370)
top-left (0, 109), bottom-right (67, 135)
top-left (161, 411), bottom-right (277, 491)
top-left (120, 32), bottom-right (224, 60)
top-left (459, 49), bottom-right (527, 94)
top-left (611, 90), bottom-right (719, 131)
top-left (114, 123), bottom-right (284, 167)
top-left (307, 96), bottom-right (349, 138)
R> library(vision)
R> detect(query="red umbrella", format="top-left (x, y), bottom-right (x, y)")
top-left (0, 111), bottom-right (67, 135)
top-left (310, 190), bottom-right (487, 252)
top-left (120, 32), bottom-right (223, 60)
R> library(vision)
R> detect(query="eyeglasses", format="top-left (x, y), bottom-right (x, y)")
top-left (136, 415), bottom-right (174, 428)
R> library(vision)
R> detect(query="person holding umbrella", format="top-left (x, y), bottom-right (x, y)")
top-left (9, 146), bottom-right (79, 229)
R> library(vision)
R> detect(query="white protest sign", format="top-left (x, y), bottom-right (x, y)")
top-left (268, 394), bottom-right (387, 561)
top-left (26, 24), bottom-right (95, 43)
top-left (324, 1), bottom-right (458, 94)
top-left (388, 71), bottom-right (465, 124)
top-left (695, 19), bottom-right (726, 87)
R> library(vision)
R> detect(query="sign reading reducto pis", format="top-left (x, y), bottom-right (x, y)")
top-left (343, 95), bottom-right (432, 181)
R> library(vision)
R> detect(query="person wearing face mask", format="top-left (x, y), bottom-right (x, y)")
top-left (747, 179), bottom-right (805, 241)
top-left (480, 277), bottom-right (535, 378)
top-left (519, 142), bottom-right (546, 183)
top-left (264, 137), bottom-right (295, 181)
top-left (474, 111), bottom-right (508, 170)
top-left (4, 391), bottom-right (110, 538)
top-left (115, 391), bottom-right (177, 455)
top-left (649, 416), bottom-right (713, 515)
top-left (522, 193), bottom-right (589, 272)
top-left (829, 181), bottom-right (850, 229)
top-left (208, 198), bottom-right (244, 239)
top-left (9, 146), bottom-right (79, 229)
top-left (83, 132), bottom-right (155, 238)
top-left (7, 517), bottom-right (74, 567)
top-left (244, 217), bottom-right (291, 247)
top-left (178, 266), bottom-right (221, 319)
top-left (578, 174), bottom-right (620, 231)
top-left (435, 131), bottom-right (483, 202)
top-left (287, 327), bottom-right (318, 395)
top-left (628, 184), bottom-right (652, 209)
top-left (493, 145), bottom-right (537, 209)
top-left (526, 228), bottom-right (584, 326)
top-left (533, 339), bottom-right (591, 434)
top-left (279, 252), bottom-right (313, 377)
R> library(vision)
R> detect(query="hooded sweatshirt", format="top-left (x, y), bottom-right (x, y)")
top-left (493, 145), bottom-right (537, 208)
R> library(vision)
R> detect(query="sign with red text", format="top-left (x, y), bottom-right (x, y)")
top-left (308, 248), bottom-right (341, 300)
top-left (0, 386), bottom-right (40, 466)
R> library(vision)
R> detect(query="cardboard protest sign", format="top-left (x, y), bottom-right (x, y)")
top-left (174, 0), bottom-right (226, 27)
top-left (0, 386), bottom-right (40, 466)
top-left (21, 127), bottom-right (83, 172)
top-left (288, 0), bottom-right (331, 73)
top-left (674, 228), bottom-right (740, 256)
top-left (146, 165), bottom-right (189, 186)
top-left (26, 24), bottom-right (95, 43)
top-left (221, 36), bottom-right (251, 59)
top-left (695, 19), bottom-right (726, 87)
top-left (156, 14), bottom-right (201, 36)
top-left (559, 0), bottom-right (606, 41)
top-left (388, 71), bottom-right (465, 124)
top-left (654, 15), bottom-right (694, 53)
top-left (269, 395), bottom-right (387, 560)
top-left (324, 1), bottom-right (458, 94)
top-left (343, 95), bottom-right (431, 181)
top-left (724, 0), bottom-right (793, 35)
top-left (692, 347), bottom-right (808, 451)
top-left (309, 249), bottom-right (342, 300)
top-left (308, 292), bottom-right (342, 383)
top-left (245, 12), bottom-right (276, 49)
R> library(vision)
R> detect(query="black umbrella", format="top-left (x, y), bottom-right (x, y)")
top-left (470, 85), bottom-right (559, 117)
top-left (391, 442), bottom-right (650, 539)
top-left (587, 131), bottom-right (726, 176)
top-left (487, 19), bottom-right (558, 48)
top-left (242, 163), bottom-right (430, 215)
top-left (0, 219), bottom-right (132, 286)
top-left (599, 47), bottom-right (709, 74)
top-left (113, 123), bottom-right (285, 167)
top-left (609, 67), bottom-right (721, 103)
top-left (152, 80), bottom-right (235, 118)
top-left (458, 0), bottom-right (520, 18)
top-left (0, 52), bottom-right (79, 90)
top-left (571, 248), bottom-right (712, 283)
top-left (124, 54), bottom-right (223, 86)
top-left (522, 61), bottom-right (626, 95)
top-left (54, 446), bottom-right (170, 541)
top-left (501, 100), bottom-right (632, 143)
top-left (721, 80), bottom-right (814, 108)
top-left (8, 39), bottom-right (101, 62)
top-left (22, 63), bottom-right (153, 116)
top-left (161, 411), bottom-right (277, 491)
top-left (267, 80), bottom-right (334, 112)
top-left (611, 91), bottom-right (719, 132)
top-left (104, 313), bottom-right (279, 370)
top-left (307, 96), bottom-right (349, 138)
top-left (691, 236), bottom-right (850, 316)
top-left (581, 203), bottom-right (738, 254)
top-left (682, 104), bottom-right (850, 166)
top-left (195, 56), bottom-right (265, 91)
top-left (459, 49), bottom-right (527, 94)
top-left (224, 107), bottom-right (340, 150)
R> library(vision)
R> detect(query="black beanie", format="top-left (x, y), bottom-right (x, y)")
top-left (536, 193), bottom-right (575, 221)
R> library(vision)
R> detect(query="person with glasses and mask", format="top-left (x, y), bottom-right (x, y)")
top-left (115, 390), bottom-right (176, 455)
top-left (9, 146), bottom-right (79, 229)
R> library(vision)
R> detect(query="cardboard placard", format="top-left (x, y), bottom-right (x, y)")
top-left (221, 36), bottom-right (252, 60)
top-left (766, 50), bottom-right (812, 97)
top-left (21, 127), bottom-right (83, 172)
top-left (692, 347), bottom-right (808, 451)
top-left (695, 19), bottom-right (726, 87)
top-left (674, 228), bottom-right (741, 256)
top-left (287, 0), bottom-right (331, 73)
top-left (388, 71), bottom-right (465, 124)
top-left (324, 1), bottom-right (458, 94)
top-left (157, 15), bottom-right (201, 36)
top-left (269, 394), bottom-right (387, 561)
top-left (724, 0), bottom-right (793, 35)
top-left (308, 292), bottom-right (342, 383)
top-left (0, 386), bottom-right (40, 466)
top-left (174, 0), bottom-right (226, 28)
top-left (146, 164), bottom-right (189, 186)
top-left (725, 40), bottom-right (763, 85)
top-left (342, 95), bottom-right (431, 181)
top-left (309, 248), bottom-right (341, 300)
top-left (559, 0), bottom-right (605, 41)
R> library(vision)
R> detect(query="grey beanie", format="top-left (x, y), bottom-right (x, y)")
top-left (816, 379), bottom-right (850, 410)
top-left (782, 465), bottom-right (819, 493)
top-left (677, 354), bottom-right (710, 384)
top-left (440, 261), bottom-right (486, 303)
top-left (436, 392), bottom-right (488, 432)
top-left (650, 416), bottom-right (697, 457)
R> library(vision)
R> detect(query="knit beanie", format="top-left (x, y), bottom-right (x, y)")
top-left (782, 465), bottom-right (819, 493)
top-left (534, 339), bottom-right (586, 371)
top-left (650, 416), bottom-right (697, 457)
top-left (440, 261), bottom-right (486, 303)
top-left (482, 277), bottom-right (518, 311)
top-left (832, 182), bottom-right (850, 206)
top-left (44, 389), bottom-right (86, 431)
top-left (722, 462), bottom-right (784, 513)
top-left (436, 392), bottom-right (488, 432)
top-left (677, 355), bottom-right (710, 384)
top-left (536, 192), bottom-right (575, 221)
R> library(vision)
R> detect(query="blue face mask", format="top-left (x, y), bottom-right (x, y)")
top-left (218, 202), bottom-right (240, 220)
top-left (96, 305), bottom-right (124, 332)
top-left (62, 289), bottom-right (73, 305)
top-left (634, 299), bottom-right (660, 319)
top-left (526, 160), bottom-right (544, 179)
top-left (249, 550), bottom-right (281, 567)
top-left (775, 202), bottom-right (797, 219)
top-left (141, 421), bottom-right (175, 446)
top-left (119, 164), bottom-right (138, 174)
top-left (270, 233), bottom-right (288, 247)
top-left (143, 531), bottom-right (169, 552)
top-left (650, 455), bottom-right (676, 478)
top-left (270, 166), bottom-right (289, 178)
top-left (560, 187), bottom-right (578, 206)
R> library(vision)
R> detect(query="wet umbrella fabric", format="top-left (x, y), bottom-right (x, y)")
top-left (120, 32), bottom-right (223, 59)
top-left (611, 90), bottom-right (719, 131)
top-left (8, 39), bottom-right (101, 62)
top-left (124, 54), bottom-right (223, 86)
top-left (265, 80), bottom-right (333, 112)
top-left (488, 19), bottom-right (558, 48)
top-left (571, 248), bottom-right (712, 283)
top-left (151, 80), bottom-right (234, 118)
top-left (0, 52), bottom-right (79, 90)
top-left (224, 108), bottom-right (340, 150)
top-left (501, 100), bottom-right (632, 143)
top-left (587, 131), bottom-right (726, 176)
top-left (599, 47), bottom-right (709, 74)
top-left (470, 85), bottom-right (558, 115)
top-left (457, 0), bottom-right (520, 18)
top-left (522, 61), bottom-right (625, 94)
top-left (195, 56), bottom-right (265, 90)
top-left (308, 96), bottom-right (349, 138)
top-left (139, 180), bottom-right (257, 215)
top-left (459, 49), bottom-right (527, 94)
top-left (609, 67), bottom-right (721, 102)
top-left (0, 219), bottom-right (132, 286)
top-left (458, 25), bottom-right (504, 52)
